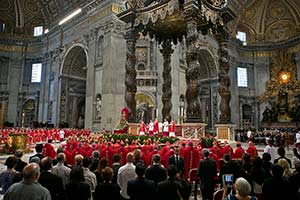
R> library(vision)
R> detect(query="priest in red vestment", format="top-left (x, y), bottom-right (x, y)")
top-left (183, 142), bottom-right (200, 179)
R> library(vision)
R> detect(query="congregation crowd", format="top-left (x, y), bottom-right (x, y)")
top-left (0, 128), bottom-right (300, 200)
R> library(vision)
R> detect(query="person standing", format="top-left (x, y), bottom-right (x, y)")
top-left (65, 166), bottom-right (91, 200)
top-left (168, 147), bottom-right (184, 174)
top-left (0, 156), bottom-right (22, 194)
top-left (38, 157), bottom-right (65, 200)
top-left (264, 139), bottom-right (276, 163)
top-left (139, 121), bottom-right (146, 136)
top-left (94, 167), bottom-right (120, 200)
top-left (246, 141), bottom-right (258, 161)
top-left (145, 154), bottom-right (167, 187)
top-left (127, 164), bottom-right (156, 200)
top-left (148, 120), bottom-right (154, 135)
top-left (183, 142), bottom-right (200, 179)
top-left (162, 119), bottom-right (169, 137)
top-left (4, 163), bottom-right (51, 200)
top-left (51, 153), bottom-right (71, 189)
top-left (169, 120), bottom-right (176, 137)
top-left (157, 165), bottom-right (183, 200)
top-left (117, 153), bottom-right (136, 200)
top-left (197, 150), bottom-right (217, 200)
top-left (234, 142), bottom-right (245, 160)
top-left (153, 118), bottom-right (159, 135)
top-left (14, 149), bottom-right (27, 173)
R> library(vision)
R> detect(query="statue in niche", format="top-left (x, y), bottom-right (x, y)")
top-left (95, 94), bottom-right (102, 120)
top-left (262, 106), bottom-right (272, 122)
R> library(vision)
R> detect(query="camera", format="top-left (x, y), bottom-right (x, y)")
top-left (222, 174), bottom-right (233, 187)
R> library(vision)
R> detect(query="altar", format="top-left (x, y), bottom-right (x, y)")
top-left (7, 133), bottom-right (27, 150)
top-left (128, 122), bottom-right (207, 139)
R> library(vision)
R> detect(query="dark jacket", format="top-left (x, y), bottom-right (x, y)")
top-left (127, 177), bottom-right (155, 200)
top-left (38, 171), bottom-right (65, 200)
top-left (94, 181), bottom-right (120, 200)
top-left (29, 153), bottom-right (44, 161)
top-left (168, 155), bottom-right (184, 174)
top-left (157, 178), bottom-right (182, 200)
top-left (65, 182), bottom-right (91, 200)
top-left (197, 158), bottom-right (217, 199)
top-left (145, 164), bottom-right (167, 187)
top-left (14, 159), bottom-right (27, 173)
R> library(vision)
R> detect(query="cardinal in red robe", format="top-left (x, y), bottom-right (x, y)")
top-left (246, 141), bottom-right (258, 160)
top-left (183, 142), bottom-right (200, 179)
top-left (234, 142), bottom-right (245, 160)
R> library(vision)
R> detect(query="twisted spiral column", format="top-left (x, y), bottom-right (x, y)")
top-left (124, 29), bottom-right (139, 122)
top-left (160, 40), bottom-right (174, 121)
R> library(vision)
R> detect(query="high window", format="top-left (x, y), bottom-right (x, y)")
top-left (33, 26), bottom-right (43, 37)
top-left (31, 63), bottom-right (42, 83)
top-left (237, 67), bottom-right (248, 87)
top-left (236, 31), bottom-right (247, 45)
top-left (0, 23), bottom-right (5, 33)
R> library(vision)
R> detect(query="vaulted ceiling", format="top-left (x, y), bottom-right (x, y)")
top-left (229, 0), bottom-right (300, 43)
top-left (0, 0), bottom-right (93, 36)
top-left (1, 0), bottom-right (300, 43)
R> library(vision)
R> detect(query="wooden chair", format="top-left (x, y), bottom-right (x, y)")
top-left (213, 189), bottom-right (224, 200)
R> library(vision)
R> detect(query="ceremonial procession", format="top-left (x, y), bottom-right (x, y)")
top-left (2, 0), bottom-right (300, 200)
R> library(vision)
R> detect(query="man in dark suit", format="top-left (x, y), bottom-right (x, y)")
top-left (157, 164), bottom-right (183, 200)
top-left (111, 154), bottom-right (122, 184)
top-left (38, 157), bottom-right (65, 200)
top-left (29, 143), bottom-right (44, 161)
top-left (127, 163), bottom-right (156, 200)
top-left (145, 154), bottom-right (167, 187)
top-left (168, 147), bottom-right (184, 174)
top-left (197, 149), bottom-right (217, 200)
top-left (14, 149), bottom-right (27, 173)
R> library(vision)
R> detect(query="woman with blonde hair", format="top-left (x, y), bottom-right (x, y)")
top-left (277, 158), bottom-right (292, 178)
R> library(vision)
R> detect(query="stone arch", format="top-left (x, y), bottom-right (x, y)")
top-left (59, 45), bottom-right (87, 128)
top-left (60, 44), bottom-right (88, 77)
top-left (22, 99), bottom-right (36, 127)
top-left (196, 49), bottom-right (218, 128)
top-left (135, 92), bottom-right (156, 123)
top-left (197, 48), bottom-right (218, 80)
